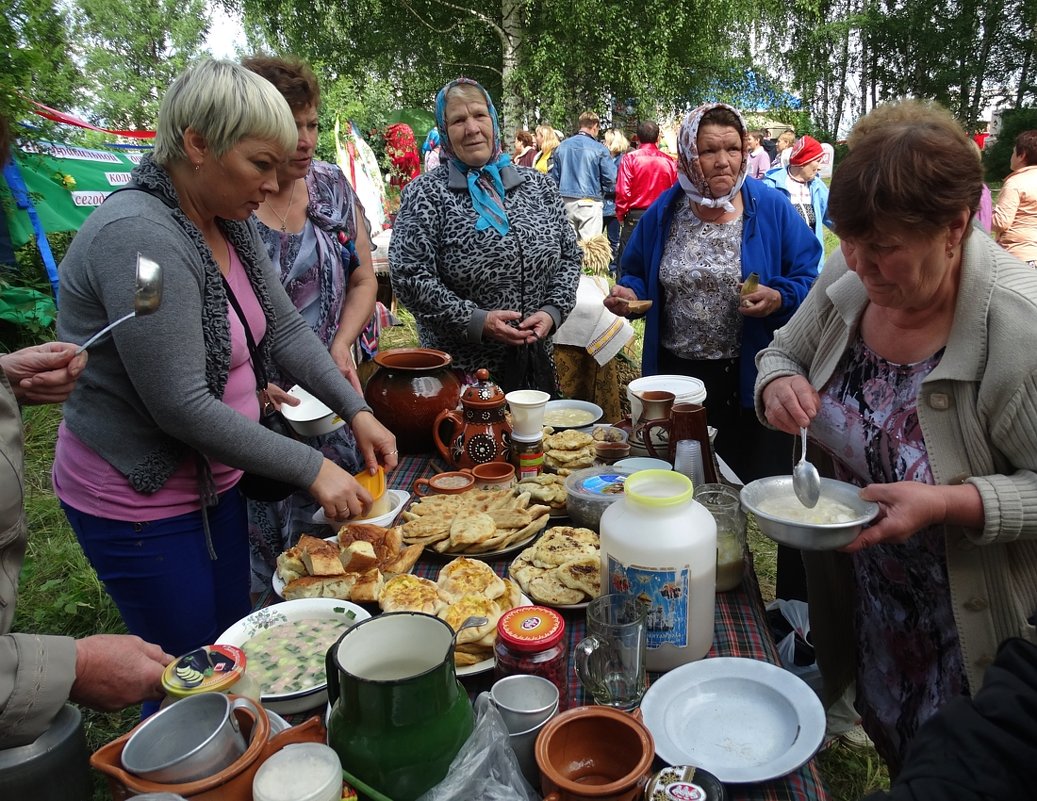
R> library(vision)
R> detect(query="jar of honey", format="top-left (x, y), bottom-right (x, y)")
top-left (494, 605), bottom-right (567, 709)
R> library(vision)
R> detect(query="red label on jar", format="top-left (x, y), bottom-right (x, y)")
top-left (666, 783), bottom-right (706, 801)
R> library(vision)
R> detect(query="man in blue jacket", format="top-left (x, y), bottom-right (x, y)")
top-left (549, 111), bottom-right (617, 240)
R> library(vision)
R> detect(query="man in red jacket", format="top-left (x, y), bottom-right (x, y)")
top-left (615, 121), bottom-right (677, 275)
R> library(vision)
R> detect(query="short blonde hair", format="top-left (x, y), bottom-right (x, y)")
top-left (777, 130), bottom-right (796, 148)
top-left (536, 124), bottom-right (560, 151)
top-left (604, 128), bottom-right (629, 156)
top-left (153, 59), bottom-right (297, 166)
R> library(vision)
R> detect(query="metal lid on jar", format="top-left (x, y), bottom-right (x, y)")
top-left (644, 765), bottom-right (725, 801)
top-left (161, 644), bottom-right (247, 697)
top-left (497, 606), bottom-right (565, 651)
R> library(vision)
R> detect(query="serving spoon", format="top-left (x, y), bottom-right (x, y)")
top-left (793, 426), bottom-right (821, 508)
top-left (75, 254), bottom-right (163, 354)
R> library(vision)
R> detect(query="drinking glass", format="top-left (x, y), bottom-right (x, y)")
top-left (574, 594), bottom-right (650, 711)
top-left (695, 483), bottom-right (746, 592)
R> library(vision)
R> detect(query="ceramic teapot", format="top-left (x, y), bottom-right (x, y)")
top-left (325, 613), bottom-right (474, 801)
top-left (433, 369), bottom-right (512, 469)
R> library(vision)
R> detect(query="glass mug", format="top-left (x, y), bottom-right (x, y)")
top-left (695, 483), bottom-right (746, 592)
top-left (573, 594), bottom-right (650, 711)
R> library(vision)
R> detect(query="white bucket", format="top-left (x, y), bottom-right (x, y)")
top-left (627, 375), bottom-right (707, 425)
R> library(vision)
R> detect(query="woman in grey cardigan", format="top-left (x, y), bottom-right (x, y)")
top-left (53, 60), bottom-right (397, 677)
top-left (756, 101), bottom-right (1037, 775)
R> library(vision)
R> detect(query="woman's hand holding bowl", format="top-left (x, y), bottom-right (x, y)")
top-left (262, 382), bottom-right (301, 412)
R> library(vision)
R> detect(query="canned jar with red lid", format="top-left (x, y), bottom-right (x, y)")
top-left (494, 605), bottom-right (568, 708)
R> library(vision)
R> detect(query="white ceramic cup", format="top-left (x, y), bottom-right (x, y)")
top-left (506, 390), bottom-right (551, 438)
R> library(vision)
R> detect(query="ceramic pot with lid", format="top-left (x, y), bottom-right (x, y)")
top-left (432, 369), bottom-right (512, 469)
top-left (363, 348), bottom-right (462, 455)
top-left (325, 612), bottom-right (474, 801)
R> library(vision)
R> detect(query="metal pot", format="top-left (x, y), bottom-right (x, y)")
top-left (0, 705), bottom-right (90, 801)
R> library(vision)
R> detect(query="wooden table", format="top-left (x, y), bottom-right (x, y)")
top-left (271, 454), bottom-right (830, 801)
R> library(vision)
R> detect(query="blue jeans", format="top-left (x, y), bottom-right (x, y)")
top-left (63, 489), bottom-right (252, 659)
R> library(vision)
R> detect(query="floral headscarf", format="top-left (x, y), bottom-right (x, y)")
top-left (676, 102), bottom-right (749, 213)
top-left (435, 77), bottom-right (511, 236)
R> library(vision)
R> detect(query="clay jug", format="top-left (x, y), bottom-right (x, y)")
top-left (326, 613), bottom-right (474, 801)
top-left (364, 348), bottom-right (462, 455)
top-left (432, 369), bottom-right (512, 469)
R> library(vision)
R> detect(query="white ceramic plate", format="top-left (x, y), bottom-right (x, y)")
top-left (456, 593), bottom-right (533, 677)
top-left (640, 656), bottom-right (825, 783)
top-left (216, 598), bottom-right (370, 715)
top-left (311, 489), bottom-right (410, 528)
top-left (542, 399), bottom-right (604, 431)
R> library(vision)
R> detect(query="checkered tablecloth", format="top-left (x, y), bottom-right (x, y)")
top-left (394, 456), bottom-right (829, 801)
top-left (266, 456), bottom-right (829, 801)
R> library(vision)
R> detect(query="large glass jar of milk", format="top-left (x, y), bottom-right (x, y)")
top-left (599, 470), bottom-right (716, 671)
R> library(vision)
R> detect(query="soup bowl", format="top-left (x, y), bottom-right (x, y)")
top-left (740, 476), bottom-right (880, 550)
top-left (216, 598), bottom-right (369, 714)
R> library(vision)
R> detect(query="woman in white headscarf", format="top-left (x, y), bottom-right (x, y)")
top-left (605, 102), bottom-right (820, 481)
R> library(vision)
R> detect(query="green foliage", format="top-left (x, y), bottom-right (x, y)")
top-left (983, 107), bottom-right (1037, 182)
top-left (70, 0), bottom-right (210, 130)
top-left (0, 0), bottom-right (80, 144)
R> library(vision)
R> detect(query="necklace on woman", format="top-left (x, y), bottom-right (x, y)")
top-left (268, 179), bottom-right (298, 233)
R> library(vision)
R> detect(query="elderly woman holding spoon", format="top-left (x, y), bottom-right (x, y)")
top-left (755, 100), bottom-right (1037, 775)
top-left (54, 60), bottom-right (397, 685)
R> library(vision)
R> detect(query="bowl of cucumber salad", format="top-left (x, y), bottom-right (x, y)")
top-left (217, 598), bottom-right (369, 714)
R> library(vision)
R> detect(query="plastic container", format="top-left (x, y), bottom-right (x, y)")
top-left (564, 466), bottom-right (632, 530)
top-left (161, 645), bottom-right (260, 703)
top-left (599, 470), bottom-right (717, 672)
top-left (252, 743), bottom-right (343, 801)
top-left (494, 606), bottom-right (569, 709)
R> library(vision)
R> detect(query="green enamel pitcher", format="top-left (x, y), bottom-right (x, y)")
top-left (325, 612), bottom-right (474, 801)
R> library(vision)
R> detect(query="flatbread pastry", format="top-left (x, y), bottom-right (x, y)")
top-left (379, 574), bottom-right (444, 614)
top-left (438, 557), bottom-right (506, 602)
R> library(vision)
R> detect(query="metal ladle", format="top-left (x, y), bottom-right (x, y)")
top-left (75, 254), bottom-right (162, 354)
top-left (793, 426), bottom-right (821, 508)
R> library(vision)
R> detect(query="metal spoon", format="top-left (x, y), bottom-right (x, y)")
top-left (452, 615), bottom-right (489, 648)
top-left (792, 426), bottom-right (821, 508)
top-left (75, 254), bottom-right (163, 354)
